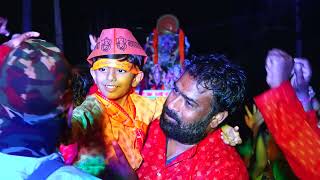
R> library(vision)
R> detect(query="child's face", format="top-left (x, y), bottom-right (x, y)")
top-left (91, 66), bottom-right (135, 101)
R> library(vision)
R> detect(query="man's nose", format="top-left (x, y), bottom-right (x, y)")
top-left (167, 95), bottom-right (182, 114)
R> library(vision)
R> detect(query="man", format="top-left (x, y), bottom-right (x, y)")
top-left (0, 32), bottom-right (99, 180)
top-left (110, 54), bottom-right (248, 179)
top-left (254, 49), bottom-right (320, 179)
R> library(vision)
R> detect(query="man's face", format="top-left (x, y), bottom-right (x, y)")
top-left (91, 65), bottom-right (135, 102)
top-left (160, 72), bottom-right (215, 144)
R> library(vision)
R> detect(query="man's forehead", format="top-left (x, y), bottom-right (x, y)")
top-left (177, 73), bottom-right (212, 99)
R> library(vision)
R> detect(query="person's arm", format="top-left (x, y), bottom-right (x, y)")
top-left (0, 31), bottom-right (40, 66)
top-left (305, 109), bottom-right (320, 136)
top-left (254, 81), bottom-right (320, 179)
top-left (71, 95), bottom-right (102, 132)
top-left (255, 49), bottom-right (320, 179)
top-left (60, 95), bottom-right (102, 165)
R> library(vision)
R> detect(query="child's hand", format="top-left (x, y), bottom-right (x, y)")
top-left (72, 106), bottom-right (95, 130)
top-left (72, 96), bottom-right (102, 130)
top-left (221, 125), bottom-right (242, 146)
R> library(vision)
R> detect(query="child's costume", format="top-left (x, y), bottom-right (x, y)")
top-left (68, 28), bottom-right (166, 173)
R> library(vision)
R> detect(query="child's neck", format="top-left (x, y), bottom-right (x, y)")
top-left (115, 93), bottom-right (130, 107)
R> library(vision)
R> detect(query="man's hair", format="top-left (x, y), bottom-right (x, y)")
top-left (184, 54), bottom-right (246, 114)
top-left (92, 54), bottom-right (144, 70)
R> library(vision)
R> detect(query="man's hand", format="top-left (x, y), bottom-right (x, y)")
top-left (265, 49), bottom-right (293, 88)
top-left (107, 141), bottom-right (137, 180)
top-left (3, 31), bottom-right (40, 48)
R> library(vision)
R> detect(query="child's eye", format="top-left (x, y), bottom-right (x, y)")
top-left (118, 69), bottom-right (127, 73)
top-left (98, 68), bottom-right (106, 72)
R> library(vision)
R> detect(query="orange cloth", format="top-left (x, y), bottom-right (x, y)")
top-left (254, 81), bottom-right (320, 179)
top-left (95, 92), bottom-right (165, 170)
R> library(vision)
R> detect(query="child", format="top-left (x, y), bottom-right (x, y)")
top-left (66, 28), bottom-right (166, 177)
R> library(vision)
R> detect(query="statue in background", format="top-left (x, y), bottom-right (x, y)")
top-left (143, 14), bottom-right (190, 90)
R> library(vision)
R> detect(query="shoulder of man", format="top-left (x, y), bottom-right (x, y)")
top-left (197, 129), bottom-right (249, 179)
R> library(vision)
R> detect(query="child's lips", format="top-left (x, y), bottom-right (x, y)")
top-left (105, 84), bottom-right (117, 91)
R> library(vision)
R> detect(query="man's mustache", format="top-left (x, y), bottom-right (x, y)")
top-left (163, 106), bottom-right (180, 123)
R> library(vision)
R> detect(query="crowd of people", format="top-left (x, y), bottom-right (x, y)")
top-left (0, 15), bottom-right (319, 180)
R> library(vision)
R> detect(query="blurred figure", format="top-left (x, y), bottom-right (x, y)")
top-left (0, 17), bottom-right (10, 37)
top-left (72, 65), bottom-right (94, 107)
top-left (0, 32), bottom-right (98, 180)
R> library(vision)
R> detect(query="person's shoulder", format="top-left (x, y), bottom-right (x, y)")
top-left (188, 129), bottom-right (248, 179)
top-left (202, 129), bottom-right (247, 166)
top-left (47, 165), bottom-right (101, 180)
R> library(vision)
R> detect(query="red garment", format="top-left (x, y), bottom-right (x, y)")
top-left (254, 81), bottom-right (320, 180)
top-left (137, 120), bottom-right (248, 180)
top-left (0, 45), bottom-right (11, 67)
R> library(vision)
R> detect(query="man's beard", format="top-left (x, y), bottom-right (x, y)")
top-left (160, 106), bottom-right (214, 145)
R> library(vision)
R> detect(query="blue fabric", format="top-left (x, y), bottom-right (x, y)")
top-left (0, 104), bottom-right (64, 157)
top-left (27, 156), bottom-right (64, 180)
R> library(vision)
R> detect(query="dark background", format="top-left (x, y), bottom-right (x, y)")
top-left (1, 0), bottom-right (319, 135)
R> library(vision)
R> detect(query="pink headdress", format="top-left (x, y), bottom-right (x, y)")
top-left (87, 28), bottom-right (147, 65)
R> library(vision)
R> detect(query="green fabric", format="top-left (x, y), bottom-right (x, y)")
top-left (74, 154), bottom-right (105, 177)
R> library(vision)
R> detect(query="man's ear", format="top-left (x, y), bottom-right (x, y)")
top-left (209, 111), bottom-right (229, 129)
top-left (132, 71), bottom-right (144, 88)
top-left (90, 69), bottom-right (97, 84)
